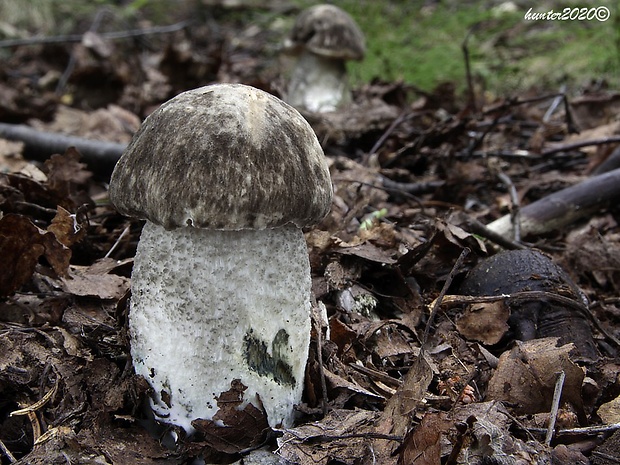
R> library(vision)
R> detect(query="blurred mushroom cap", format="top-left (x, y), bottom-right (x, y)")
top-left (286, 4), bottom-right (365, 60)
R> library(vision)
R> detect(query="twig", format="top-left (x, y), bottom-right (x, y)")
top-left (10, 379), bottom-right (59, 415)
top-left (312, 305), bottom-right (329, 418)
top-left (462, 28), bottom-right (477, 111)
top-left (482, 92), bottom-right (578, 134)
top-left (459, 215), bottom-right (526, 250)
top-left (380, 176), bottom-right (445, 196)
top-left (526, 422), bottom-right (620, 437)
top-left (591, 451), bottom-right (620, 463)
top-left (104, 225), bottom-right (130, 258)
top-left (423, 247), bottom-right (470, 348)
top-left (0, 439), bottom-right (16, 463)
top-left (369, 111), bottom-right (410, 155)
top-left (434, 291), bottom-right (620, 349)
top-left (495, 170), bottom-right (521, 243)
top-left (56, 8), bottom-right (109, 95)
top-left (0, 20), bottom-right (192, 48)
top-left (545, 370), bottom-right (565, 445)
top-left (543, 85), bottom-right (567, 122)
top-left (291, 431), bottom-right (403, 444)
top-left (541, 136), bottom-right (620, 157)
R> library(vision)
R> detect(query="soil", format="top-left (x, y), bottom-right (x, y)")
top-left (1, 3), bottom-right (619, 464)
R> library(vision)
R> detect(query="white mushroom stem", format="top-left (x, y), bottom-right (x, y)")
top-left (129, 222), bottom-right (312, 433)
top-left (286, 50), bottom-right (350, 113)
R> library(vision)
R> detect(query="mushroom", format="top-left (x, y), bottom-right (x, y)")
top-left (109, 83), bottom-right (332, 433)
top-left (284, 4), bottom-right (365, 113)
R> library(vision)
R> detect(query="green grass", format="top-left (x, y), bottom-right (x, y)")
top-left (2, 0), bottom-right (618, 97)
top-left (292, 0), bottom-right (620, 96)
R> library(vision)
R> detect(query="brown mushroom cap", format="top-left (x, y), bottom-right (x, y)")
top-left (287, 4), bottom-right (365, 60)
top-left (109, 83), bottom-right (333, 230)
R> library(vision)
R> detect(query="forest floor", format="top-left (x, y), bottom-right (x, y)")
top-left (1, 2), bottom-right (620, 464)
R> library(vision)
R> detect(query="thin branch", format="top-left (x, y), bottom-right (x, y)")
top-left (104, 225), bottom-right (130, 258)
top-left (0, 439), bottom-right (16, 463)
top-left (423, 248), bottom-right (470, 348)
top-left (545, 370), bottom-right (565, 445)
top-left (543, 85), bottom-right (567, 122)
top-left (462, 28), bottom-right (476, 111)
top-left (435, 291), bottom-right (620, 348)
top-left (56, 8), bottom-right (109, 95)
top-left (486, 167), bottom-right (620, 239)
top-left (459, 215), bottom-right (526, 250)
top-left (0, 20), bottom-right (192, 48)
top-left (496, 170), bottom-right (521, 243)
top-left (541, 136), bottom-right (620, 157)
top-left (369, 111), bottom-right (410, 155)
top-left (526, 422), bottom-right (620, 437)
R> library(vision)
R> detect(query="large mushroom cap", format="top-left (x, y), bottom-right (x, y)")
top-left (287, 4), bottom-right (365, 60)
top-left (109, 83), bottom-right (333, 230)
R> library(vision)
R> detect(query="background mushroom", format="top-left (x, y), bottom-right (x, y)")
top-left (284, 4), bottom-right (365, 113)
top-left (109, 83), bottom-right (333, 433)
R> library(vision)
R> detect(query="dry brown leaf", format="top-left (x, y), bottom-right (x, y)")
top-left (335, 242), bottom-right (397, 264)
top-left (44, 147), bottom-right (92, 206)
top-left (324, 368), bottom-right (385, 402)
top-left (436, 220), bottom-right (487, 255)
top-left (48, 206), bottom-right (87, 247)
top-left (192, 379), bottom-right (270, 455)
top-left (456, 301), bottom-right (510, 345)
top-left (278, 409), bottom-right (387, 465)
top-left (396, 413), bottom-right (447, 465)
top-left (597, 395), bottom-right (620, 425)
top-left (62, 264), bottom-right (130, 300)
top-left (486, 338), bottom-right (585, 417)
top-left (0, 213), bottom-right (70, 297)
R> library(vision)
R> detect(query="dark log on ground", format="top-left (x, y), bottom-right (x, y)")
top-left (486, 167), bottom-right (620, 238)
top-left (0, 123), bottom-right (125, 178)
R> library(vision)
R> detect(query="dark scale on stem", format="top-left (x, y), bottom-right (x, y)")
top-left (243, 329), bottom-right (296, 387)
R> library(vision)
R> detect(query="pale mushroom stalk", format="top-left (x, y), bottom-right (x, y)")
top-left (130, 224), bottom-right (310, 433)
top-left (109, 84), bottom-right (332, 434)
top-left (287, 50), bottom-right (350, 112)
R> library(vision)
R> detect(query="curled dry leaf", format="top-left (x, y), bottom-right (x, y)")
top-left (0, 213), bottom-right (71, 297)
top-left (192, 379), bottom-right (271, 456)
top-left (48, 205), bottom-right (88, 247)
top-left (486, 338), bottom-right (585, 419)
top-left (61, 263), bottom-right (130, 300)
top-left (395, 412), bottom-right (447, 465)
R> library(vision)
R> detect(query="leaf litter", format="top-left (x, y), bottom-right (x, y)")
top-left (0, 4), bottom-right (620, 465)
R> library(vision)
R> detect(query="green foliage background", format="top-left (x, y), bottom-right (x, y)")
top-left (1, 0), bottom-right (618, 96)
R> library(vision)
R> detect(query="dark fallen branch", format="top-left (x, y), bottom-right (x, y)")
top-left (591, 145), bottom-right (620, 175)
top-left (0, 123), bottom-right (125, 177)
top-left (0, 20), bottom-right (192, 48)
top-left (486, 167), bottom-right (620, 238)
top-left (541, 136), bottom-right (620, 157)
